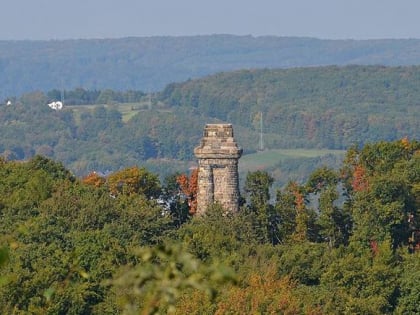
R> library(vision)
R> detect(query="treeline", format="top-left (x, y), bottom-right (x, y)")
top-left (0, 139), bottom-right (419, 314)
top-left (46, 88), bottom-right (146, 105)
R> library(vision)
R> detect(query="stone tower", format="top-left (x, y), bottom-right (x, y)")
top-left (194, 124), bottom-right (242, 214)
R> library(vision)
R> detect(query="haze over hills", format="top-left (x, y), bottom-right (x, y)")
top-left (1, 35), bottom-right (420, 184)
top-left (3, 35), bottom-right (420, 98)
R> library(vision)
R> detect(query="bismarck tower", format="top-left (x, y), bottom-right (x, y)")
top-left (194, 124), bottom-right (242, 214)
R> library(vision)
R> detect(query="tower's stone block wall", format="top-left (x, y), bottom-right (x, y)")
top-left (194, 124), bottom-right (242, 214)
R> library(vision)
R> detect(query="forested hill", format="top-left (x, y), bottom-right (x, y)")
top-left (159, 66), bottom-right (420, 149)
top-left (0, 65), bottom-right (419, 177)
top-left (3, 35), bottom-right (420, 98)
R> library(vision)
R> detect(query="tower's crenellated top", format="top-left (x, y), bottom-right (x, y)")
top-left (194, 124), bottom-right (242, 159)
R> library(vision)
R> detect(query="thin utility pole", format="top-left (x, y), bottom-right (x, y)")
top-left (259, 111), bottom-right (264, 151)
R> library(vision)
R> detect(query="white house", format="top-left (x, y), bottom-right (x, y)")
top-left (48, 101), bottom-right (63, 110)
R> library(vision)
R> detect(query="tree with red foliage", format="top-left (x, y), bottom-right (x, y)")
top-left (352, 165), bottom-right (369, 192)
top-left (176, 168), bottom-right (198, 215)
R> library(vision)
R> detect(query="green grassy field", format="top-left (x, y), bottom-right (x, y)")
top-left (66, 102), bottom-right (172, 123)
top-left (239, 149), bottom-right (345, 172)
top-left (66, 103), bottom-right (146, 123)
top-left (114, 103), bottom-right (145, 122)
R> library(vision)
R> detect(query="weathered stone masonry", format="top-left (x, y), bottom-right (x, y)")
top-left (194, 124), bottom-right (242, 214)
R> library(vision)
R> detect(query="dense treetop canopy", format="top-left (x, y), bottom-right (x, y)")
top-left (0, 139), bottom-right (419, 313)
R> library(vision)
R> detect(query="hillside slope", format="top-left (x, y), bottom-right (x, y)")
top-left (0, 65), bottom-right (419, 179)
top-left (159, 65), bottom-right (420, 149)
top-left (3, 35), bottom-right (420, 98)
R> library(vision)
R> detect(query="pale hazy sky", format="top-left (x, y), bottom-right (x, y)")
top-left (2, 0), bottom-right (420, 40)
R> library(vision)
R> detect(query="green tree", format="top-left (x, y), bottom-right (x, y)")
top-left (321, 239), bottom-right (399, 314)
top-left (111, 243), bottom-right (235, 315)
top-left (274, 188), bottom-right (297, 242)
top-left (396, 251), bottom-right (420, 314)
top-left (343, 140), bottom-right (420, 248)
top-left (244, 170), bottom-right (273, 208)
top-left (177, 204), bottom-right (256, 264)
top-left (244, 171), bottom-right (281, 244)
top-left (96, 89), bottom-right (118, 104)
top-left (306, 166), bottom-right (338, 194)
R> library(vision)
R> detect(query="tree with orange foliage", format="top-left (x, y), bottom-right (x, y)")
top-left (81, 171), bottom-right (106, 188)
top-left (214, 263), bottom-right (322, 315)
top-left (176, 168), bottom-right (198, 215)
top-left (107, 166), bottom-right (161, 198)
top-left (401, 136), bottom-right (410, 150)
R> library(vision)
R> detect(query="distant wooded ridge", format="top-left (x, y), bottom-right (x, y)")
top-left (3, 35), bottom-right (420, 98)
